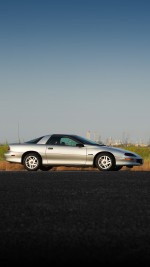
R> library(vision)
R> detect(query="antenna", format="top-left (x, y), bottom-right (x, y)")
top-left (18, 122), bottom-right (21, 143)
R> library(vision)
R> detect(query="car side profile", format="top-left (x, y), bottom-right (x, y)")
top-left (4, 134), bottom-right (143, 171)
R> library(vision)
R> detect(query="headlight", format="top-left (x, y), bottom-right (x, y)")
top-left (124, 152), bottom-right (136, 157)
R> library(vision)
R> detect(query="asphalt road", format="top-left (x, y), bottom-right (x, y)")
top-left (0, 171), bottom-right (150, 266)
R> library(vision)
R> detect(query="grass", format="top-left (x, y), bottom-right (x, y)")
top-left (0, 144), bottom-right (8, 161)
top-left (0, 144), bottom-right (150, 171)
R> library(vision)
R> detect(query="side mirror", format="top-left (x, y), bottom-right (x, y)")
top-left (76, 143), bottom-right (84, 148)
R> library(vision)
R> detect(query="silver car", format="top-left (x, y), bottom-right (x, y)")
top-left (4, 134), bottom-right (143, 171)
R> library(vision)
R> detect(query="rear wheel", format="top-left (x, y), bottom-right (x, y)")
top-left (23, 153), bottom-right (41, 171)
top-left (95, 153), bottom-right (115, 171)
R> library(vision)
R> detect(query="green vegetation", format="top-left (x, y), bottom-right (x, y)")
top-left (0, 144), bottom-right (8, 161)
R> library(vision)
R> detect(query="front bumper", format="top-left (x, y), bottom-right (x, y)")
top-left (116, 157), bottom-right (144, 166)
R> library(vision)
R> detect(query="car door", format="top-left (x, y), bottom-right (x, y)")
top-left (46, 135), bottom-right (87, 165)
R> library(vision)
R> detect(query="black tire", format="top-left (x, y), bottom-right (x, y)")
top-left (23, 153), bottom-right (41, 171)
top-left (114, 165), bottom-right (123, 171)
top-left (40, 165), bottom-right (53, 171)
top-left (95, 152), bottom-right (115, 171)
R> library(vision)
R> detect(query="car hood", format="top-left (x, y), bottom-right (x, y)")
top-left (105, 146), bottom-right (134, 154)
top-left (86, 144), bottom-right (142, 158)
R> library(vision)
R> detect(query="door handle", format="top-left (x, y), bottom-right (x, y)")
top-left (48, 147), bottom-right (53, 150)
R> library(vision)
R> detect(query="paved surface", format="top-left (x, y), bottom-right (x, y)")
top-left (0, 171), bottom-right (150, 265)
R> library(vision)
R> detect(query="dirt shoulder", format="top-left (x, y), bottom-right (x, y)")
top-left (0, 161), bottom-right (149, 171)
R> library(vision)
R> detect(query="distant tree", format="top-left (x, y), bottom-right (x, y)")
top-left (147, 138), bottom-right (150, 147)
top-left (122, 131), bottom-right (130, 145)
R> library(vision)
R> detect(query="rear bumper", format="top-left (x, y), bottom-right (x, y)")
top-left (4, 152), bottom-right (22, 163)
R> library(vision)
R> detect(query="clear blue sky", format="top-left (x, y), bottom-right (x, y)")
top-left (0, 0), bottom-right (150, 144)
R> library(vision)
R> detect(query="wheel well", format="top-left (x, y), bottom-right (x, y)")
top-left (21, 151), bottom-right (42, 164)
top-left (93, 152), bottom-right (116, 167)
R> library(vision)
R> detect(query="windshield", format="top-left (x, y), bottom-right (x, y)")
top-left (74, 135), bottom-right (104, 146)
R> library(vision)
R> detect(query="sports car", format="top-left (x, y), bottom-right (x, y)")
top-left (4, 134), bottom-right (143, 171)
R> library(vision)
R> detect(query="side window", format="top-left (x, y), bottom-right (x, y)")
top-left (47, 136), bottom-right (60, 145)
top-left (60, 137), bottom-right (78, 147)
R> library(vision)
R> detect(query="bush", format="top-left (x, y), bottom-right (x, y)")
top-left (0, 145), bottom-right (8, 161)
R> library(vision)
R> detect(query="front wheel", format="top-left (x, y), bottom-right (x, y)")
top-left (95, 153), bottom-right (115, 171)
top-left (40, 165), bottom-right (53, 171)
top-left (114, 165), bottom-right (123, 171)
top-left (23, 153), bottom-right (41, 171)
